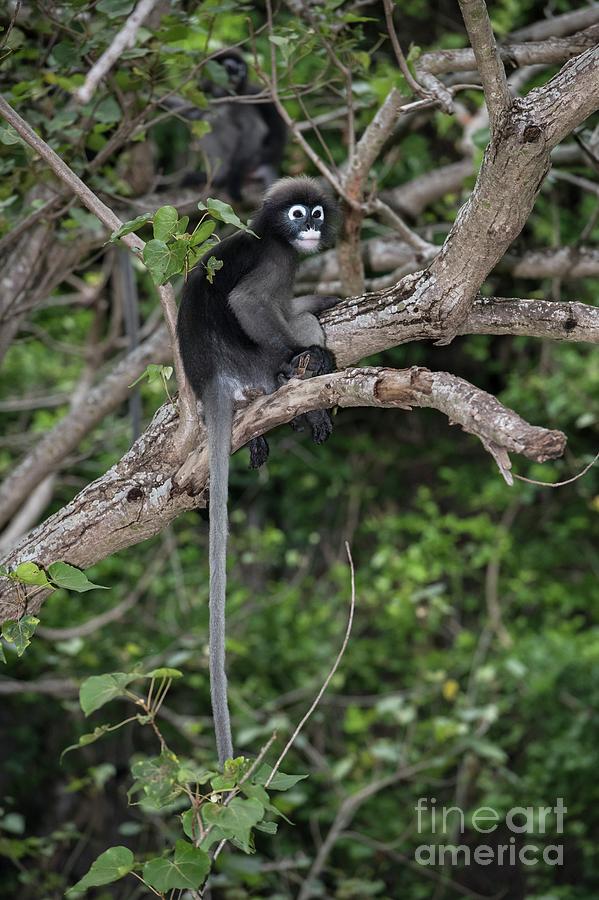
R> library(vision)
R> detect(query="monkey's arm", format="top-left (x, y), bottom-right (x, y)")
top-left (229, 283), bottom-right (304, 355)
top-left (290, 294), bottom-right (340, 316)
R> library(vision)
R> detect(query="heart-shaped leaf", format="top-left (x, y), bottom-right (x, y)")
top-left (143, 840), bottom-right (209, 891)
top-left (153, 205), bottom-right (179, 241)
top-left (66, 846), bottom-right (134, 895)
top-left (79, 672), bottom-right (138, 715)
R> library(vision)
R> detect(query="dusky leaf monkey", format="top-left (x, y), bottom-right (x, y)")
top-left (177, 177), bottom-right (339, 764)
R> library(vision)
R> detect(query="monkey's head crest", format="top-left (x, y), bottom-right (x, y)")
top-left (253, 176), bottom-right (338, 254)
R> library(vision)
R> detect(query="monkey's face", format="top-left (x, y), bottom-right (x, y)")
top-left (256, 177), bottom-right (338, 251)
top-left (285, 203), bottom-right (326, 254)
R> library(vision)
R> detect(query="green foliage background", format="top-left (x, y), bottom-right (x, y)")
top-left (0, 0), bottom-right (598, 897)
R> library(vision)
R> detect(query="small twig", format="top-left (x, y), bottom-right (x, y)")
top-left (514, 450), bottom-right (599, 487)
top-left (265, 543), bottom-right (356, 789)
top-left (382, 0), bottom-right (429, 100)
top-left (0, 196), bottom-right (62, 258)
top-left (0, 0), bottom-right (21, 52)
top-left (257, 0), bottom-right (348, 202)
top-left (366, 198), bottom-right (434, 255)
top-left (298, 757), bottom-right (446, 900)
top-left (75, 0), bottom-right (160, 104)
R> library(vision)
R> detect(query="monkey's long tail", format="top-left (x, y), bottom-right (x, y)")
top-left (204, 388), bottom-right (235, 766)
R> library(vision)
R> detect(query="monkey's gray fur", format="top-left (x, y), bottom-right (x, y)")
top-left (177, 177), bottom-right (339, 765)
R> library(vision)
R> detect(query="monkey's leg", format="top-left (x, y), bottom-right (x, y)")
top-left (278, 350), bottom-right (336, 444)
top-left (248, 435), bottom-right (269, 468)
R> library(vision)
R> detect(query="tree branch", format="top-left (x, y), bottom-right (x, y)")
top-left (0, 364), bottom-right (566, 620)
top-left (418, 38), bottom-right (599, 337)
top-left (417, 24), bottom-right (599, 78)
top-left (297, 240), bottom-right (599, 291)
top-left (511, 5), bottom-right (599, 42)
top-left (74, 0), bottom-right (161, 104)
top-left (0, 326), bottom-right (171, 531)
top-left (457, 0), bottom-right (511, 134)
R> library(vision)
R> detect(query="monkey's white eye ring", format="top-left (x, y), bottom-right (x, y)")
top-left (288, 205), bottom-right (307, 220)
top-left (311, 205), bottom-right (324, 219)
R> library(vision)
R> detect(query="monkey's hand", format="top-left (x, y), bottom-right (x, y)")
top-left (314, 295), bottom-right (341, 313)
top-left (279, 345), bottom-right (336, 381)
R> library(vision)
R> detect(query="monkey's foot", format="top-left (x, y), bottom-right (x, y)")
top-left (306, 409), bottom-right (333, 444)
top-left (281, 346), bottom-right (337, 381)
top-left (248, 435), bottom-right (269, 468)
top-left (290, 414), bottom-right (307, 432)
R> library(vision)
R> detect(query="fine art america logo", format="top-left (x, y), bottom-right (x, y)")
top-left (414, 798), bottom-right (566, 867)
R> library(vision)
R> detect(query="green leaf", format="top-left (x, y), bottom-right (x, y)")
top-left (163, 238), bottom-right (187, 281)
top-left (0, 125), bottom-right (23, 145)
top-left (190, 120), bottom-right (212, 139)
top-left (66, 846), bottom-right (134, 895)
top-left (254, 766), bottom-right (308, 790)
top-left (191, 219), bottom-right (216, 247)
top-left (205, 255), bottom-right (223, 283)
top-left (142, 237), bottom-right (186, 285)
top-left (94, 96), bottom-right (122, 124)
top-left (11, 561), bottom-right (50, 586)
top-left (61, 725), bottom-right (113, 761)
top-left (187, 239), bottom-right (217, 268)
top-left (153, 205), bottom-right (179, 242)
top-left (269, 34), bottom-right (289, 48)
top-left (143, 841), bottom-right (210, 892)
top-left (142, 239), bottom-right (170, 284)
top-left (182, 808), bottom-right (201, 841)
top-left (109, 213), bottom-right (152, 242)
top-left (129, 362), bottom-right (171, 388)
top-left (129, 751), bottom-right (182, 808)
top-left (198, 198), bottom-right (257, 236)
top-left (202, 797), bottom-right (263, 851)
top-left (1, 616), bottom-right (40, 656)
top-left (1, 813), bottom-right (25, 835)
top-left (97, 0), bottom-right (135, 16)
top-left (146, 667), bottom-right (183, 679)
top-left (47, 561), bottom-right (108, 592)
top-left (472, 126), bottom-right (490, 149)
top-left (0, 642), bottom-right (6, 664)
top-left (79, 672), bottom-right (138, 715)
top-left (254, 820), bottom-right (277, 834)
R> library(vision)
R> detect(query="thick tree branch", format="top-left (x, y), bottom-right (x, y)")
top-left (0, 363), bottom-right (566, 620)
top-left (463, 297), bottom-right (599, 344)
top-left (417, 24), bottom-right (599, 79)
top-left (508, 247), bottom-right (599, 280)
top-left (417, 39), bottom-right (599, 337)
